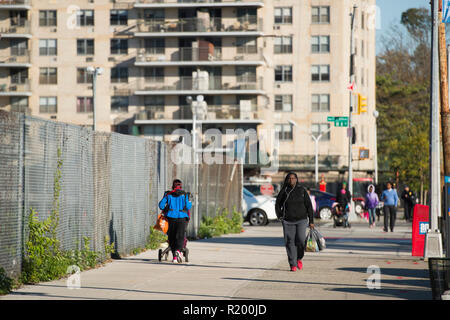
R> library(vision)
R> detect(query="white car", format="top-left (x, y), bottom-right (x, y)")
top-left (242, 187), bottom-right (277, 226)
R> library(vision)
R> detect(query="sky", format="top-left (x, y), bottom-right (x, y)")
top-left (376, 0), bottom-right (430, 54)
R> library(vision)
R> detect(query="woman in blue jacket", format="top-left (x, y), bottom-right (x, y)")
top-left (159, 179), bottom-right (192, 263)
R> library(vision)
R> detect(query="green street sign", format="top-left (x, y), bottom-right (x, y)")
top-left (327, 116), bottom-right (349, 127)
top-left (335, 119), bottom-right (348, 127)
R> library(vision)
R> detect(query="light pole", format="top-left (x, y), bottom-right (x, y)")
top-left (86, 66), bottom-right (103, 131)
top-left (289, 120), bottom-right (331, 185)
top-left (186, 95), bottom-right (207, 237)
top-left (425, 0), bottom-right (444, 258)
top-left (373, 110), bottom-right (379, 184)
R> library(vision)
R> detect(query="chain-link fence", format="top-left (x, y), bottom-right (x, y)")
top-left (0, 111), bottom-right (243, 279)
top-left (0, 111), bottom-right (23, 278)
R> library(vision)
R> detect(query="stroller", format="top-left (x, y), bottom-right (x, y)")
top-left (158, 231), bottom-right (189, 263)
top-left (332, 202), bottom-right (351, 228)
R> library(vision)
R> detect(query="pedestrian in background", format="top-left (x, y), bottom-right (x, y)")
top-left (275, 172), bottom-right (314, 272)
top-left (158, 179), bottom-right (192, 263)
top-left (365, 184), bottom-right (379, 228)
top-left (380, 182), bottom-right (399, 232)
top-left (306, 187), bottom-right (317, 215)
top-left (336, 182), bottom-right (352, 215)
top-left (401, 186), bottom-right (415, 222)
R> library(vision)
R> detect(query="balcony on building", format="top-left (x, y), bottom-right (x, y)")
top-left (135, 45), bottom-right (264, 66)
top-left (0, 49), bottom-right (30, 67)
top-left (0, 0), bottom-right (31, 10)
top-left (134, 73), bottom-right (264, 95)
top-left (134, 103), bottom-right (262, 124)
top-left (0, 79), bottom-right (31, 96)
top-left (134, 0), bottom-right (264, 9)
top-left (135, 16), bottom-right (263, 37)
top-left (0, 18), bottom-right (32, 38)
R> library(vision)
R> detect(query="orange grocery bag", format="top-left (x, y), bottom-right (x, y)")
top-left (154, 214), bottom-right (169, 234)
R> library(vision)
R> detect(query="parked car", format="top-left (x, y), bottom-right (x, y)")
top-left (308, 189), bottom-right (336, 220)
top-left (242, 187), bottom-right (277, 226)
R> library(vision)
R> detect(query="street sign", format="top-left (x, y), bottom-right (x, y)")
top-left (327, 116), bottom-right (348, 127)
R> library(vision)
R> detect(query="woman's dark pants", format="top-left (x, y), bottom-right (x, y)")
top-left (282, 219), bottom-right (308, 267)
top-left (167, 217), bottom-right (187, 256)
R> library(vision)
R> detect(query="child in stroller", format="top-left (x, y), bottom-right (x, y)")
top-left (332, 202), bottom-right (351, 228)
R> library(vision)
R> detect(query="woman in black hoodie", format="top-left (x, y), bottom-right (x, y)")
top-left (275, 172), bottom-right (315, 272)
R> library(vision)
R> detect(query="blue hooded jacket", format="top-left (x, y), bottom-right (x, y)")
top-left (159, 189), bottom-right (192, 219)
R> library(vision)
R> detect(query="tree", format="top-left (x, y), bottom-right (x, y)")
top-left (376, 7), bottom-right (430, 197)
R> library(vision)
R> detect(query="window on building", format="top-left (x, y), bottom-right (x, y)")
top-left (111, 96), bottom-right (129, 113)
top-left (111, 67), bottom-right (128, 83)
top-left (275, 65), bottom-right (292, 82)
top-left (311, 65), bottom-right (330, 82)
top-left (111, 39), bottom-right (128, 55)
top-left (144, 9), bottom-right (165, 21)
top-left (236, 37), bottom-right (257, 54)
top-left (274, 7), bottom-right (292, 24)
top-left (311, 36), bottom-right (330, 53)
top-left (39, 39), bottom-right (57, 56)
top-left (110, 10), bottom-right (128, 26)
top-left (10, 10), bottom-right (26, 26)
top-left (77, 10), bottom-right (94, 27)
top-left (111, 125), bottom-right (129, 134)
top-left (274, 36), bottom-right (292, 54)
top-left (39, 67), bottom-right (57, 84)
top-left (39, 10), bottom-right (57, 27)
top-left (10, 68), bottom-right (28, 84)
top-left (275, 124), bottom-right (293, 141)
top-left (77, 39), bottom-right (94, 55)
top-left (236, 66), bottom-right (256, 83)
top-left (312, 123), bottom-right (331, 141)
top-left (275, 95), bottom-right (293, 112)
top-left (361, 12), bottom-right (365, 29)
top-left (237, 8), bottom-right (257, 24)
top-left (77, 68), bottom-right (93, 84)
top-left (39, 96), bottom-right (57, 113)
top-left (144, 38), bottom-right (165, 54)
top-left (361, 40), bottom-right (365, 57)
top-left (144, 96), bottom-right (164, 107)
top-left (311, 94), bottom-right (330, 112)
top-left (10, 97), bottom-right (28, 113)
top-left (10, 39), bottom-right (27, 56)
top-left (312, 6), bottom-right (330, 24)
top-left (144, 67), bottom-right (164, 82)
top-left (76, 97), bottom-right (93, 113)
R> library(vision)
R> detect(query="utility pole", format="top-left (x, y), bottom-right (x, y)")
top-left (348, 5), bottom-right (357, 221)
top-left (425, 0), bottom-right (444, 258)
top-left (439, 8), bottom-right (450, 177)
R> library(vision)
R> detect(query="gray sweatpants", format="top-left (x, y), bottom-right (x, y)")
top-left (282, 219), bottom-right (308, 267)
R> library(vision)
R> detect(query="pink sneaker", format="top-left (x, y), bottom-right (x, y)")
top-left (297, 260), bottom-right (303, 270)
top-left (290, 266), bottom-right (297, 272)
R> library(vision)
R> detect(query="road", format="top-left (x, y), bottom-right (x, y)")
top-left (1, 216), bottom-right (431, 300)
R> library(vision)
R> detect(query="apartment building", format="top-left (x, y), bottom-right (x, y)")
top-left (0, 0), bottom-right (376, 180)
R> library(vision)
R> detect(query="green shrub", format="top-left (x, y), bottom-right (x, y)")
top-left (146, 227), bottom-right (168, 250)
top-left (197, 207), bottom-right (244, 239)
top-left (0, 267), bottom-right (13, 295)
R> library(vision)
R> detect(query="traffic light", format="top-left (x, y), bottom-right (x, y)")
top-left (357, 94), bottom-right (368, 114)
top-left (352, 127), bottom-right (356, 144)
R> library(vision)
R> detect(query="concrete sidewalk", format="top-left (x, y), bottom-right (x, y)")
top-left (1, 219), bottom-right (432, 300)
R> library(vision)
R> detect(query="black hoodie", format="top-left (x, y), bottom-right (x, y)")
top-left (275, 172), bottom-right (314, 223)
